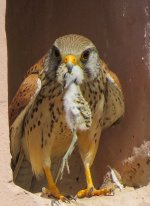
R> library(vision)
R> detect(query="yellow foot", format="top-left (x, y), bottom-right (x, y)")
top-left (42, 187), bottom-right (66, 201)
top-left (42, 187), bottom-right (76, 203)
top-left (77, 186), bottom-right (115, 198)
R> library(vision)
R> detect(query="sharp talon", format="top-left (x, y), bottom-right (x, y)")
top-left (48, 194), bottom-right (53, 198)
top-left (64, 200), bottom-right (70, 203)
top-left (71, 196), bottom-right (77, 201)
top-left (62, 197), bottom-right (70, 203)
top-left (51, 200), bottom-right (60, 206)
top-left (66, 195), bottom-right (76, 201)
top-left (74, 195), bottom-right (78, 199)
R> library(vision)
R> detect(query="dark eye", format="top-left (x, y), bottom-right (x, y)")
top-left (81, 49), bottom-right (90, 62)
top-left (53, 46), bottom-right (61, 58)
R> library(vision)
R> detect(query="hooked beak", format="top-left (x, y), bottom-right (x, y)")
top-left (64, 55), bottom-right (77, 73)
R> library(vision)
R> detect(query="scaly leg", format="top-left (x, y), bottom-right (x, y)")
top-left (43, 167), bottom-right (66, 200)
top-left (77, 164), bottom-right (115, 198)
top-left (55, 129), bottom-right (78, 182)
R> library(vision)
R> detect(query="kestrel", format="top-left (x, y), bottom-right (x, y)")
top-left (9, 34), bottom-right (125, 200)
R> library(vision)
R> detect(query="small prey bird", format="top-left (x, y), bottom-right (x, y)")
top-left (55, 64), bottom-right (92, 182)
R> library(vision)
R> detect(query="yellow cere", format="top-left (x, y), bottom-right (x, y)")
top-left (64, 55), bottom-right (77, 65)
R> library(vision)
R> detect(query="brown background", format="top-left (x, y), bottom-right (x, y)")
top-left (6, 0), bottom-right (150, 192)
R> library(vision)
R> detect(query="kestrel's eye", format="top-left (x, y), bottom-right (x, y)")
top-left (52, 46), bottom-right (61, 58)
top-left (81, 49), bottom-right (90, 62)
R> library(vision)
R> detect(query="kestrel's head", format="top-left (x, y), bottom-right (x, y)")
top-left (46, 34), bottom-right (100, 83)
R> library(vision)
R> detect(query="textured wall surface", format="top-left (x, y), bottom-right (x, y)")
top-left (3, 0), bottom-right (150, 205)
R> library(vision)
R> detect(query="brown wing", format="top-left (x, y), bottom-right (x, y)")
top-left (9, 55), bottom-right (47, 190)
top-left (9, 74), bottom-right (41, 191)
top-left (100, 60), bottom-right (125, 130)
top-left (9, 74), bottom-right (39, 126)
top-left (9, 54), bottom-right (46, 126)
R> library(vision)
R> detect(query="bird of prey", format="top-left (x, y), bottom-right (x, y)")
top-left (9, 34), bottom-right (124, 200)
top-left (55, 62), bottom-right (92, 182)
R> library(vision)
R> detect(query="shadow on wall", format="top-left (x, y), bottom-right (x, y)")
top-left (6, 0), bottom-right (150, 194)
